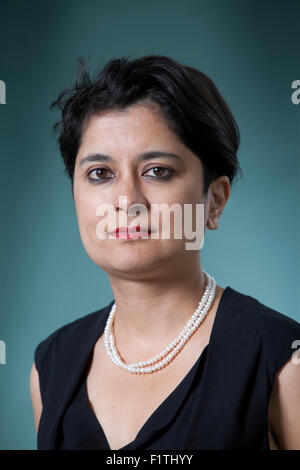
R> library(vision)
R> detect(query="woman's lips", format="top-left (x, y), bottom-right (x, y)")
top-left (109, 226), bottom-right (154, 239)
top-left (113, 231), bottom-right (150, 239)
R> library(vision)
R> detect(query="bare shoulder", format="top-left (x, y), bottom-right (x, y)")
top-left (29, 361), bottom-right (43, 433)
top-left (268, 354), bottom-right (300, 450)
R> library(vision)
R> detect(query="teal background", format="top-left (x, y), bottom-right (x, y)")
top-left (0, 0), bottom-right (299, 450)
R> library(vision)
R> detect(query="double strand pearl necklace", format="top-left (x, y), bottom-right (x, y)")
top-left (104, 271), bottom-right (216, 374)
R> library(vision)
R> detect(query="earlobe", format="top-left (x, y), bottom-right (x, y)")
top-left (206, 200), bottom-right (220, 230)
top-left (207, 216), bottom-right (218, 230)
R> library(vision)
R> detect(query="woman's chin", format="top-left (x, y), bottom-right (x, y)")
top-left (94, 253), bottom-right (161, 277)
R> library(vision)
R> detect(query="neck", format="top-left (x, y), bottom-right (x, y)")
top-left (108, 261), bottom-right (210, 355)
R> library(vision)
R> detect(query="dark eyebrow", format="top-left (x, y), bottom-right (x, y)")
top-left (79, 151), bottom-right (182, 167)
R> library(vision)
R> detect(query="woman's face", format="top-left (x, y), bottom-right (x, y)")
top-left (73, 102), bottom-right (215, 279)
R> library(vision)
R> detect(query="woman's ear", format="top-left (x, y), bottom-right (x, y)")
top-left (206, 176), bottom-right (230, 230)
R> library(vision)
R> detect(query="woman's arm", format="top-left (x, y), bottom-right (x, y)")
top-left (29, 361), bottom-right (43, 433)
top-left (268, 357), bottom-right (300, 450)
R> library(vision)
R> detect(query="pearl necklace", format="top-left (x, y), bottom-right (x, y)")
top-left (104, 271), bottom-right (216, 374)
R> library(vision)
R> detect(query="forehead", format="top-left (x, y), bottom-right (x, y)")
top-left (79, 103), bottom-right (178, 148)
top-left (75, 103), bottom-right (202, 173)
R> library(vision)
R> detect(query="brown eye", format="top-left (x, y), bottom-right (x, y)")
top-left (144, 166), bottom-right (173, 178)
top-left (88, 168), bottom-right (114, 181)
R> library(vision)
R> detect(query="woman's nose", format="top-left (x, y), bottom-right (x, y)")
top-left (113, 177), bottom-right (149, 215)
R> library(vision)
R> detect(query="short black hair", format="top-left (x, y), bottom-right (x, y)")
top-left (50, 54), bottom-right (243, 196)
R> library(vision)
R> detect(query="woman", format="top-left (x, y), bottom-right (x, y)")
top-left (30, 54), bottom-right (300, 450)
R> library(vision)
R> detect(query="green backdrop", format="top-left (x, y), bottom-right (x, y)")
top-left (0, 0), bottom-right (299, 450)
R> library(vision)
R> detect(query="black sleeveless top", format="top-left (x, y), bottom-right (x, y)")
top-left (34, 286), bottom-right (300, 450)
